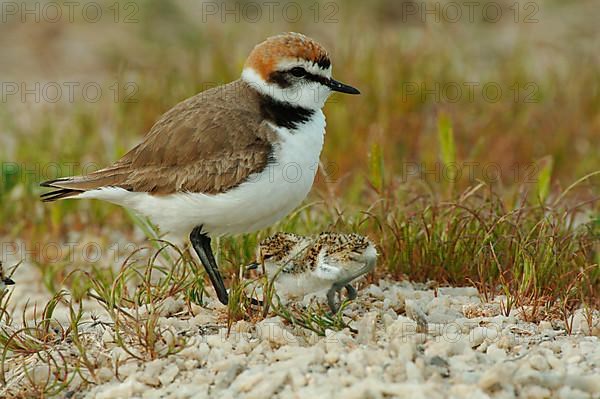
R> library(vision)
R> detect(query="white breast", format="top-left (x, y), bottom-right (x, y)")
top-left (81, 111), bottom-right (326, 238)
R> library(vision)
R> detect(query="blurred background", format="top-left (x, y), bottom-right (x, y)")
top-left (0, 0), bottom-right (598, 305)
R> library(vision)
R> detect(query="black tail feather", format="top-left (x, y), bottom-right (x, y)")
top-left (40, 188), bottom-right (82, 202)
top-left (40, 177), bottom-right (82, 202)
top-left (40, 177), bottom-right (71, 188)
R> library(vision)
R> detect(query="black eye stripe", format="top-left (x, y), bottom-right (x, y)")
top-left (304, 72), bottom-right (330, 86)
top-left (267, 71), bottom-right (292, 88)
top-left (290, 69), bottom-right (329, 85)
top-left (268, 70), bottom-right (330, 88)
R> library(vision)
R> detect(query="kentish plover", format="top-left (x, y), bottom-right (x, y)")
top-left (40, 33), bottom-right (360, 305)
top-left (250, 232), bottom-right (377, 312)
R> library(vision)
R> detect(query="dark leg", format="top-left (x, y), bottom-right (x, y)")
top-left (344, 284), bottom-right (357, 300)
top-left (327, 282), bottom-right (345, 313)
top-left (327, 257), bottom-right (377, 313)
top-left (190, 227), bottom-right (228, 305)
top-left (327, 284), bottom-right (356, 313)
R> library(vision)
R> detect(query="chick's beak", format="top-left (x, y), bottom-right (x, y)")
top-left (246, 262), bottom-right (259, 271)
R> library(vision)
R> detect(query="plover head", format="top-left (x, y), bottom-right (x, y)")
top-left (314, 233), bottom-right (377, 268)
top-left (242, 32), bottom-right (360, 110)
top-left (255, 232), bottom-right (311, 275)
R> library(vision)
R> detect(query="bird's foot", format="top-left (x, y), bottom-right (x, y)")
top-left (327, 283), bottom-right (357, 314)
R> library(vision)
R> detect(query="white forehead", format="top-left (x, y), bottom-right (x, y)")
top-left (276, 58), bottom-right (332, 78)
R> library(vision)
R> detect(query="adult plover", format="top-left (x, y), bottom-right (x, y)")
top-left (40, 33), bottom-right (360, 305)
top-left (249, 232), bottom-right (377, 312)
top-left (0, 262), bottom-right (15, 292)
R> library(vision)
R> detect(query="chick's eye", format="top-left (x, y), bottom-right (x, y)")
top-left (290, 67), bottom-right (307, 77)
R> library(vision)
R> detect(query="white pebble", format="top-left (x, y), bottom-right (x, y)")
top-left (386, 316), bottom-right (419, 338)
top-left (520, 385), bottom-right (551, 399)
top-left (28, 364), bottom-right (51, 387)
top-left (470, 327), bottom-right (499, 348)
top-left (565, 374), bottom-right (600, 394)
top-left (405, 299), bottom-right (429, 333)
top-left (405, 361), bottom-right (423, 382)
top-left (486, 344), bottom-right (506, 362)
top-left (357, 312), bottom-right (377, 345)
top-left (557, 386), bottom-right (592, 399)
top-left (438, 287), bottom-right (479, 297)
top-left (95, 376), bottom-right (146, 399)
top-left (256, 317), bottom-right (295, 347)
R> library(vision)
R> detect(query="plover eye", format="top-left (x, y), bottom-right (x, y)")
top-left (289, 67), bottom-right (307, 77)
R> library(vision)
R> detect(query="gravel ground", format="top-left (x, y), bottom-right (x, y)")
top-left (2, 255), bottom-right (599, 398)
top-left (78, 280), bottom-right (599, 398)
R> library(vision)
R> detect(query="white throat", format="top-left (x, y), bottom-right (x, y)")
top-left (241, 67), bottom-right (332, 110)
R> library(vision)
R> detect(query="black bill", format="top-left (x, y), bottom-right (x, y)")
top-left (326, 78), bottom-right (360, 94)
top-left (246, 262), bottom-right (259, 271)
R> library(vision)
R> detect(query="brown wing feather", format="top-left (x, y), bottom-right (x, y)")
top-left (41, 80), bottom-right (276, 199)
